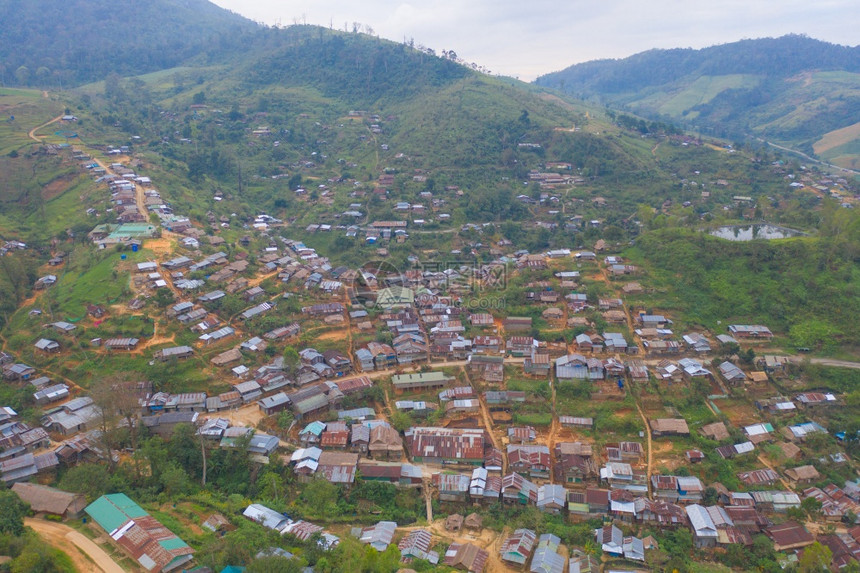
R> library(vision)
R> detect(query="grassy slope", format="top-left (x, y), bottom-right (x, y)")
top-left (0, 88), bottom-right (64, 154)
top-left (644, 75), bottom-right (760, 118)
top-left (625, 226), bottom-right (860, 350)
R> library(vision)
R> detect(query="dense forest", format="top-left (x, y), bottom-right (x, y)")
top-left (0, 0), bottom-right (258, 86)
top-left (536, 35), bottom-right (860, 97)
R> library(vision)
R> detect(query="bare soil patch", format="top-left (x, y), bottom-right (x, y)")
top-left (41, 173), bottom-right (78, 201)
top-left (144, 238), bottom-right (175, 257)
top-left (813, 120), bottom-right (860, 155)
top-left (25, 517), bottom-right (124, 573)
top-left (316, 329), bottom-right (349, 342)
top-left (712, 398), bottom-right (759, 427)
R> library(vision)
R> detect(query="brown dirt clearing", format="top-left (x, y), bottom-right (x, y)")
top-left (144, 238), bottom-right (175, 257)
top-left (41, 173), bottom-right (78, 201)
top-left (25, 518), bottom-right (124, 573)
top-left (316, 329), bottom-right (350, 342)
top-left (813, 120), bottom-right (860, 155)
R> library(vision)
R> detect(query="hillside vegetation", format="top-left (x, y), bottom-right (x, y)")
top-left (536, 35), bottom-right (860, 167)
top-left (627, 205), bottom-right (860, 350)
top-left (0, 0), bottom-right (258, 86)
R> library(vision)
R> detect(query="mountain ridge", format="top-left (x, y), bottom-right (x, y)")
top-left (535, 35), bottom-right (860, 167)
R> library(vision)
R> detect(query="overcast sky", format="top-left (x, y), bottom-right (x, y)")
top-left (211, 0), bottom-right (859, 81)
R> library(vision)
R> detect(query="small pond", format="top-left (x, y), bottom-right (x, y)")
top-left (709, 224), bottom-right (808, 241)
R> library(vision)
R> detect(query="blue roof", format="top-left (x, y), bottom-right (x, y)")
top-left (300, 420), bottom-right (326, 436)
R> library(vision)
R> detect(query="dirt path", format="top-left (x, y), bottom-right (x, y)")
top-left (483, 526), bottom-right (512, 573)
top-left (804, 357), bottom-right (860, 370)
top-left (423, 476), bottom-right (433, 522)
top-left (463, 366), bottom-right (505, 472)
top-left (25, 518), bottom-right (124, 573)
top-left (28, 114), bottom-right (63, 142)
top-left (86, 154), bottom-right (150, 221)
top-left (635, 402), bottom-right (653, 494)
top-left (756, 454), bottom-right (792, 490)
top-left (138, 320), bottom-right (176, 350)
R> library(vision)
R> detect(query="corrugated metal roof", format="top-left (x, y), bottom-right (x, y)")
top-left (686, 504), bottom-right (717, 536)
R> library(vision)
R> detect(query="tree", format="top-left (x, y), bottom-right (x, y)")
top-left (153, 288), bottom-right (175, 308)
top-left (300, 477), bottom-right (339, 519)
top-left (389, 410), bottom-right (413, 432)
top-left (160, 462), bottom-right (192, 496)
top-left (14, 66), bottom-right (30, 85)
top-left (798, 541), bottom-right (832, 573)
top-left (283, 346), bottom-right (300, 374)
top-left (35, 67), bottom-right (51, 85)
top-left (10, 541), bottom-right (75, 573)
top-left (702, 486), bottom-right (719, 505)
top-left (58, 463), bottom-right (116, 502)
top-left (801, 495), bottom-right (823, 518)
top-left (0, 490), bottom-right (27, 536)
top-left (89, 373), bottom-right (146, 466)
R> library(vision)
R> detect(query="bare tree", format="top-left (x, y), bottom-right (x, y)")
top-left (90, 373), bottom-right (148, 473)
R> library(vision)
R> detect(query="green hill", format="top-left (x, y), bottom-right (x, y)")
top-left (536, 35), bottom-right (860, 168)
top-left (0, 0), bottom-right (258, 86)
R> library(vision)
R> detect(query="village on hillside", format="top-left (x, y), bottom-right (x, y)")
top-left (1, 106), bottom-right (859, 573)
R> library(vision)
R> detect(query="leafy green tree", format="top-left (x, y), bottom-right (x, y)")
top-left (168, 423), bottom-right (204, 478)
top-left (798, 541), bottom-right (832, 573)
top-left (57, 464), bottom-right (118, 502)
top-left (283, 347), bottom-right (300, 373)
top-left (10, 540), bottom-right (75, 573)
top-left (277, 410), bottom-right (294, 429)
top-left (0, 490), bottom-right (27, 536)
top-left (160, 462), bottom-right (192, 496)
top-left (388, 410), bottom-right (413, 432)
top-left (14, 66), bottom-right (30, 85)
top-left (801, 495), bottom-right (823, 518)
top-left (196, 521), bottom-right (262, 571)
top-left (300, 478), bottom-right (340, 519)
top-left (153, 288), bottom-right (175, 308)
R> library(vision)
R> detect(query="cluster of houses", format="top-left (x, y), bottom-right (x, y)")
top-left (500, 530), bottom-right (592, 573)
top-left (242, 503), bottom-right (340, 550)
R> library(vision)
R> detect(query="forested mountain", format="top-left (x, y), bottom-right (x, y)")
top-left (536, 36), bottom-right (860, 167)
top-left (0, 0), bottom-right (258, 86)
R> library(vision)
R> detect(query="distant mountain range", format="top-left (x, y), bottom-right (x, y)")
top-left (536, 35), bottom-right (860, 168)
top-left (3, 3), bottom-right (859, 168)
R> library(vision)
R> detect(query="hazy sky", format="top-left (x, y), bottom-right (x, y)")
top-left (211, 0), bottom-right (859, 81)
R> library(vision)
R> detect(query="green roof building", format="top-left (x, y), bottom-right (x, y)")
top-left (85, 493), bottom-right (194, 572)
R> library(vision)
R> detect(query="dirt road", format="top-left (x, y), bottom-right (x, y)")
top-left (635, 402), bottom-right (653, 494)
top-left (805, 357), bottom-right (860, 370)
top-left (28, 115), bottom-right (63, 142)
top-left (25, 518), bottom-right (124, 573)
top-left (28, 110), bottom-right (151, 222)
top-left (756, 455), bottom-right (792, 490)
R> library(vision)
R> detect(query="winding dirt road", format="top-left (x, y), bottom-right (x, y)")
top-left (27, 114), bottom-right (63, 142)
top-left (25, 518), bottom-right (124, 573)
